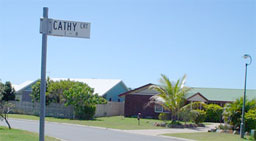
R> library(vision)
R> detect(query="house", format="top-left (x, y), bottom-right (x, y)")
top-left (14, 78), bottom-right (129, 102)
top-left (119, 84), bottom-right (256, 118)
top-left (13, 80), bottom-right (37, 102)
top-left (119, 83), bottom-right (159, 118)
top-left (187, 88), bottom-right (256, 106)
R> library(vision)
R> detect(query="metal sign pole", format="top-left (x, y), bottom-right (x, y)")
top-left (38, 7), bottom-right (90, 141)
top-left (40, 7), bottom-right (48, 141)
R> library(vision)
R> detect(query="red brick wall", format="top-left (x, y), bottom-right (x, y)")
top-left (124, 95), bottom-right (159, 119)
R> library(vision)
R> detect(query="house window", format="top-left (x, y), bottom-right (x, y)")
top-left (155, 105), bottom-right (170, 113)
top-left (109, 98), bottom-right (112, 101)
top-left (155, 104), bottom-right (163, 113)
top-left (118, 99), bottom-right (120, 102)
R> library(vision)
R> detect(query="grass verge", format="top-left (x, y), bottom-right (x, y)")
top-left (8, 114), bottom-right (164, 130)
top-left (163, 132), bottom-right (250, 141)
top-left (0, 126), bottom-right (59, 141)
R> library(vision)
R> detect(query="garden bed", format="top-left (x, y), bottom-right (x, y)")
top-left (154, 121), bottom-right (205, 128)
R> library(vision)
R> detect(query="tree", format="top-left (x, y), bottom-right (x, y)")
top-left (0, 89), bottom-right (14, 129)
top-left (47, 79), bottom-right (75, 104)
top-left (2, 81), bottom-right (15, 101)
top-left (0, 101), bottom-right (14, 129)
top-left (31, 78), bottom-right (78, 105)
top-left (64, 82), bottom-right (107, 119)
top-left (31, 78), bottom-right (107, 119)
top-left (0, 82), bottom-right (4, 96)
top-left (223, 97), bottom-right (256, 131)
top-left (149, 74), bottom-right (191, 121)
top-left (31, 78), bottom-right (54, 105)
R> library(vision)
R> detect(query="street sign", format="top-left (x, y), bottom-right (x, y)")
top-left (40, 18), bottom-right (90, 38)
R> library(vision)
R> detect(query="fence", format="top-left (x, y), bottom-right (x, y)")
top-left (10, 101), bottom-right (124, 118)
top-left (10, 101), bottom-right (74, 118)
top-left (95, 102), bottom-right (124, 117)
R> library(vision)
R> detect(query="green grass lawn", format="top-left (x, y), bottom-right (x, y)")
top-left (164, 132), bottom-right (250, 141)
top-left (8, 114), bottom-right (164, 130)
top-left (0, 126), bottom-right (59, 141)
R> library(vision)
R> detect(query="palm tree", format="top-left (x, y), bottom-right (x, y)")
top-left (149, 74), bottom-right (191, 121)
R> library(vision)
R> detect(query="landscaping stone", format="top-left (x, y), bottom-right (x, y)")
top-left (208, 128), bottom-right (217, 132)
top-left (233, 130), bottom-right (239, 135)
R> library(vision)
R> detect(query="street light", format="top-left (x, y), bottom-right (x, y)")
top-left (240, 54), bottom-right (252, 138)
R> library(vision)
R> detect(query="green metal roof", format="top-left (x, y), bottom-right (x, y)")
top-left (186, 88), bottom-right (256, 102)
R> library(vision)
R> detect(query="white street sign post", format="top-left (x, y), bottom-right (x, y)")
top-left (39, 7), bottom-right (90, 141)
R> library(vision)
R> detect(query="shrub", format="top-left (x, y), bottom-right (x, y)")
top-left (245, 108), bottom-right (256, 132)
top-left (179, 108), bottom-right (191, 124)
top-left (191, 102), bottom-right (207, 110)
top-left (74, 105), bottom-right (96, 120)
top-left (158, 113), bottom-right (170, 121)
top-left (223, 98), bottom-right (256, 130)
top-left (191, 110), bottom-right (206, 124)
top-left (166, 120), bottom-right (183, 128)
top-left (181, 102), bottom-right (207, 111)
top-left (218, 124), bottom-right (232, 131)
top-left (205, 104), bottom-right (223, 122)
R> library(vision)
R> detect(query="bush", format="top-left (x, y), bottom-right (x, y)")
top-left (181, 102), bottom-right (207, 111)
top-left (223, 98), bottom-right (256, 130)
top-left (191, 102), bottom-right (207, 110)
top-left (191, 110), bottom-right (206, 124)
top-left (158, 113), bottom-right (170, 121)
top-left (74, 105), bottom-right (96, 120)
top-left (166, 120), bottom-right (183, 128)
top-left (245, 108), bottom-right (256, 132)
top-left (218, 124), bottom-right (232, 131)
top-left (179, 108), bottom-right (191, 123)
top-left (205, 104), bottom-right (223, 122)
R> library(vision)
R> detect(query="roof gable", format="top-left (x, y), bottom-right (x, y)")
top-left (13, 80), bottom-right (37, 92)
top-left (187, 93), bottom-right (208, 102)
top-left (119, 83), bottom-right (159, 97)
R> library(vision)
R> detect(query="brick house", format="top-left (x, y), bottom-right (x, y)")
top-left (119, 83), bottom-right (162, 118)
top-left (119, 84), bottom-right (256, 119)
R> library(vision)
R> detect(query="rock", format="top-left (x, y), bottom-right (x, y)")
top-left (233, 130), bottom-right (239, 135)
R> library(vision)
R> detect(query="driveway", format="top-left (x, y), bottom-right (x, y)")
top-left (0, 119), bottom-right (189, 141)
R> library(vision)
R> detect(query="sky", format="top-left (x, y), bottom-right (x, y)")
top-left (0, 0), bottom-right (255, 89)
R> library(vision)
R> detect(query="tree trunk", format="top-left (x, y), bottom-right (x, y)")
top-left (4, 117), bottom-right (11, 129)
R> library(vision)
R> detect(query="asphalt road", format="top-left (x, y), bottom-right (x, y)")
top-left (0, 119), bottom-right (185, 141)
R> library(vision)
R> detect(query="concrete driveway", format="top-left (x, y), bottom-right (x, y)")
top-left (0, 118), bottom-right (189, 141)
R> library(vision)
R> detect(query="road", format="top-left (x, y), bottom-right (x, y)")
top-left (0, 119), bottom-right (187, 141)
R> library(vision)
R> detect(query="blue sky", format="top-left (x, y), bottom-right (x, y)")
top-left (0, 0), bottom-right (255, 89)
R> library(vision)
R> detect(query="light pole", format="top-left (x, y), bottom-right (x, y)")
top-left (240, 54), bottom-right (252, 138)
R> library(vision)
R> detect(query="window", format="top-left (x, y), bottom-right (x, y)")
top-left (155, 104), bottom-right (163, 113)
top-left (154, 105), bottom-right (170, 113)
top-left (109, 98), bottom-right (112, 101)
top-left (118, 99), bottom-right (120, 102)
